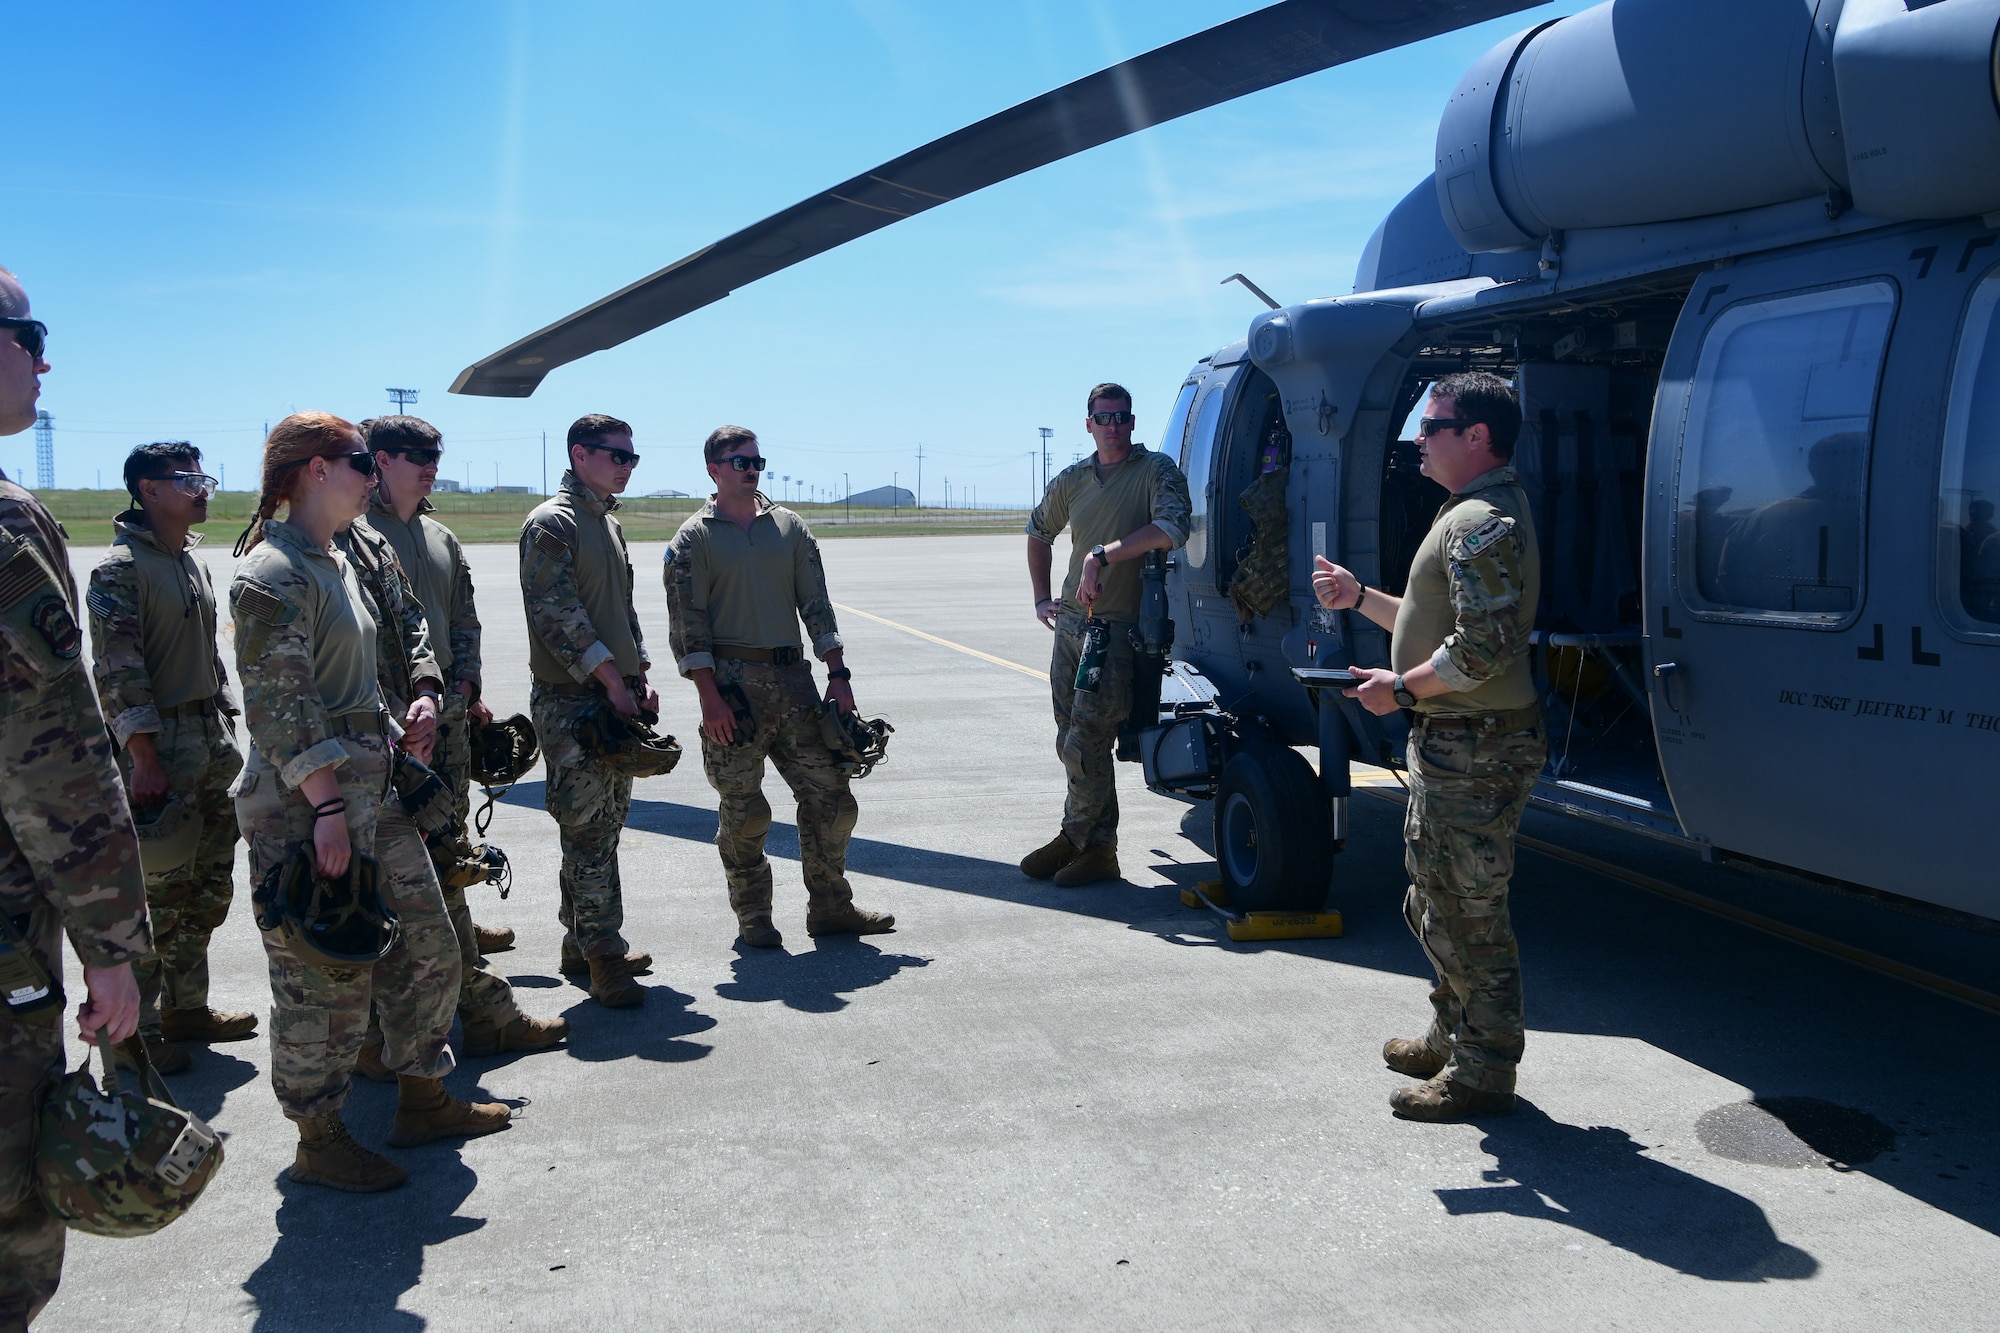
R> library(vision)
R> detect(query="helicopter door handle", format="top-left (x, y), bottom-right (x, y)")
top-left (1653, 661), bottom-right (1683, 713)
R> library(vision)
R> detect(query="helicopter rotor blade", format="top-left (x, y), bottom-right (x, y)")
top-left (452, 0), bottom-right (1542, 397)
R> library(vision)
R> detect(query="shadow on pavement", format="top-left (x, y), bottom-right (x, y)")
top-left (243, 1154), bottom-right (481, 1330)
top-left (556, 980), bottom-right (716, 1064)
top-left (716, 936), bottom-right (932, 1013)
top-left (1434, 1100), bottom-right (1819, 1281)
top-left (170, 1046), bottom-right (262, 1127)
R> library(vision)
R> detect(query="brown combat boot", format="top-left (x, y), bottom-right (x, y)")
top-left (738, 919), bottom-right (783, 949)
top-left (386, 1076), bottom-right (513, 1148)
top-left (473, 923), bottom-right (516, 954)
top-left (291, 1111), bottom-right (408, 1192)
top-left (120, 1032), bottom-right (192, 1075)
top-left (1052, 845), bottom-right (1120, 888)
top-left (354, 1036), bottom-right (395, 1084)
top-left (587, 953), bottom-right (646, 1008)
top-left (1383, 1037), bottom-right (1448, 1079)
top-left (1020, 831), bottom-right (1080, 879)
top-left (1389, 1075), bottom-right (1516, 1122)
top-left (806, 904), bottom-right (896, 937)
top-left (161, 1005), bottom-right (259, 1043)
top-left (461, 1013), bottom-right (569, 1057)
top-left (560, 940), bottom-right (653, 978)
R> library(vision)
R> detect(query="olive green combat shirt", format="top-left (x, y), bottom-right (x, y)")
top-left (520, 470), bottom-right (649, 686)
top-left (335, 519), bottom-right (441, 719)
top-left (663, 494), bottom-right (843, 676)
top-left (86, 511), bottom-right (237, 746)
top-left (1026, 443), bottom-right (1192, 623)
top-left (1392, 465), bottom-right (1540, 715)
top-left (230, 519), bottom-right (383, 788)
top-left (359, 494), bottom-right (481, 693)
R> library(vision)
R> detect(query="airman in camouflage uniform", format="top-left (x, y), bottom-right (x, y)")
top-left (521, 416), bottom-right (659, 1007)
top-left (0, 267), bottom-right (152, 1328)
top-left (338, 515), bottom-right (562, 1060)
top-left (86, 443), bottom-right (252, 1070)
top-left (1316, 372), bottom-right (1543, 1121)
top-left (664, 425), bottom-right (894, 950)
top-left (231, 411), bottom-right (506, 1194)
top-left (1022, 383), bottom-right (1191, 888)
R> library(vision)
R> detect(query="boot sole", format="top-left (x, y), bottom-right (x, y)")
top-left (162, 1027), bottom-right (259, 1044)
top-left (589, 992), bottom-right (645, 1009)
top-left (385, 1116), bottom-right (512, 1149)
top-left (289, 1163), bottom-right (407, 1192)
top-left (806, 921), bottom-right (896, 937)
top-left (1383, 1053), bottom-right (1448, 1078)
top-left (461, 1029), bottom-right (568, 1057)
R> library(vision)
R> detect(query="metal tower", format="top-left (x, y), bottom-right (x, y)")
top-left (34, 411), bottom-right (52, 489)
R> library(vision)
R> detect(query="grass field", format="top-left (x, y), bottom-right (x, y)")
top-left (32, 489), bottom-right (1026, 546)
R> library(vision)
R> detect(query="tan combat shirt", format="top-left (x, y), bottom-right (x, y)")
top-left (520, 470), bottom-right (648, 686)
top-left (1392, 465), bottom-right (1540, 715)
top-left (359, 494), bottom-right (481, 691)
top-left (86, 512), bottom-right (235, 745)
top-left (662, 494), bottom-right (843, 676)
top-left (1026, 443), bottom-right (1192, 623)
top-left (231, 519), bottom-right (383, 787)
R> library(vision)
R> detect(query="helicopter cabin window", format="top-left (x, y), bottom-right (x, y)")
top-left (1164, 380), bottom-right (1199, 465)
top-left (1678, 282), bottom-right (1895, 622)
top-left (1940, 269), bottom-right (2000, 634)
top-left (1181, 369), bottom-right (1236, 571)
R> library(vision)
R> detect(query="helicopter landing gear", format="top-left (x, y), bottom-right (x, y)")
top-left (1212, 740), bottom-right (1334, 913)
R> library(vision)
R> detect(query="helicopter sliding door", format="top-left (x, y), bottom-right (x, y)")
top-left (1647, 223), bottom-right (2000, 912)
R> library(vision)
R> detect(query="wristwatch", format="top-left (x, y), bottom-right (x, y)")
top-left (1090, 544), bottom-right (1110, 568)
top-left (1392, 674), bottom-right (1417, 709)
top-left (827, 667), bottom-right (853, 682)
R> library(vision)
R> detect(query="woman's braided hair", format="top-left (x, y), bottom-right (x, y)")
top-left (232, 411), bottom-right (363, 556)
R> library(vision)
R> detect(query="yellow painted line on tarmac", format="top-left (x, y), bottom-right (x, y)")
top-left (833, 602), bottom-right (1047, 681)
top-left (1356, 781), bottom-right (2000, 1018)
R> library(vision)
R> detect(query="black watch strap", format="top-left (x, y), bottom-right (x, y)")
top-left (827, 667), bottom-right (853, 682)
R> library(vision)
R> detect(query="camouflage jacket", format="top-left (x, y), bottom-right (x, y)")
top-left (229, 520), bottom-right (386, 788)
top-left (85, 512), bottom-right (237, 745)
top-left (0, 476), bottom-right (150, 969)
top-left (359, 494), bottom-right (480, 694)
top-left (520, 470), bottom-right (649, 685)
top-left (663, 493), bottom-right (842, 676)
top-left (335, 520), bottom-right (441, 720)
top-left (1390, 466), bottom-right (1542, 715)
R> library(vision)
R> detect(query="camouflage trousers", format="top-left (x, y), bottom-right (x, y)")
top-left (1048, 610), bottom-right (1136, 849)
top-left (235, 735), bottom-right (458, 1121)
top-left (699, 659), bottom-right (857, 929)
top-left (426, 693), bottom-right (516, 1027)
top-left (532, 685), bottom-right (633, 958)
top-left (119, 708), bottom-right (243, 1032)
top-left (0, 1006), bottom-right (63, 1329)
top-left (434, 690), bottom-right (475, 841)
top-left (1402, 711), bottom-right (1546, 1095)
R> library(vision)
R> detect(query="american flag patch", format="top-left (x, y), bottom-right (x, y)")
top-left (533, 525), bottom-right (569, 557)
top-left (234, 583), bottom-right (284, 622)
top-left (0, 547), bottom-right (49, 610)
top-left (86, 586), bottom-right (117, 620)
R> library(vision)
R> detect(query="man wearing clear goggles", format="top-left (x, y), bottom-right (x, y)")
top-left (84, 442), bottom-right (253, 1074)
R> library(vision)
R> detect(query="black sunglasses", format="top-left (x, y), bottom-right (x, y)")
top-left (382, 447), bottom-right (443, 466)
top-left (581, 443), bottom-right (641, 467)
top-left (1089, 410), bottom-right (1133, 426)
top-left (721, 455), bottom-right (768, 473)
top-left (0, 317), bottom-right (47, 361)
top-left (1417, 416), bottom-right (1475, 437)
top-left (337, 451), bottom-right (377, 477)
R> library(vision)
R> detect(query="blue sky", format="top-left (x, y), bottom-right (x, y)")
top-left (5, 0), bottom-right (1584, 505)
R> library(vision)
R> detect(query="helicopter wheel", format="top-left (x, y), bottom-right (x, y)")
top-left (1212, 741), bottom-right (1333, 914)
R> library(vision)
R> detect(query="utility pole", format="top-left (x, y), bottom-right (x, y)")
top-left (387, 387), bottom-right (420, 414)
top-left (1038, 427), bottom-right (1052, 494)
top-left (893, 471), bottom-right (898, 519)
top-left (915, 444), bottom-right (924, 511)
top-left (844, 472), bottom-right (849, 525)
top-left (33, 411), bottom-right (53, 490)
top-left (542, 431), bottom-right (547, 495)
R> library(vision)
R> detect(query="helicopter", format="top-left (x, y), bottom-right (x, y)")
top-left (453, 0), bottom-right (2000, 924)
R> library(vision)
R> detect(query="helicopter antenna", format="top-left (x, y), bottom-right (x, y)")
top-left (1221, 273), bottom-right (1281, 310)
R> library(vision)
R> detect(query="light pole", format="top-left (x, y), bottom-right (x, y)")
top-left (844, 472), bottom-right (849, 525)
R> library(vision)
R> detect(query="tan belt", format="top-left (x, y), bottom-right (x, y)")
top-left (1412, 704), bottom-right (1543, 734)
top-left (713, 644), bottom-right (802, 666)
top-left (331, 709), bottom-right (388, 736)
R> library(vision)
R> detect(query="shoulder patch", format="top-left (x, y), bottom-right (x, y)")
top-left (30, 595), bottom-right (81, 660)
top-left (233, 581), bottom-right (288, 624)
top-left (85, 586), bottom-right (118, 620)
top-left (533, 524), bottom-right (570, 557)
top-left (1454, 514), bottom-right (1514, 558)
top-left (0, 543), bottom-right (50, 610)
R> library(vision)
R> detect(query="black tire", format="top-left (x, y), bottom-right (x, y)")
top-left (1212, 741), bottom-right (1333, 913)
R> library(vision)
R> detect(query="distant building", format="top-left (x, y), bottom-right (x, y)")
top-left (644, 488), bottom-right (690, 498)
top-left (433, 478), bottom-right (463, 493)
top-left (843, 485), bottom-right (915, 508)
top-left (492, 485), bottom-right (535, 494)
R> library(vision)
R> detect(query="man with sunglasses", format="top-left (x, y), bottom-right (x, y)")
top-left (1022, 382), bottom-right (1192, 888)
top-left (664, 425), bottom-right (894, 949)
top-left (0, 266), bottom-right (151, 1327)
top-left (520, 414), bottom-right (659, 1008)
top-left (1312, 371), bottom-right (1542, 1123)
top-left (85, 442), bottom-right (253, 1073)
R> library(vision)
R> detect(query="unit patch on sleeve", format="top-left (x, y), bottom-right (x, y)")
top-left (30, 595), bottom-right (82, 659)
top-left (1456, 514), bottom-right (1514, 558)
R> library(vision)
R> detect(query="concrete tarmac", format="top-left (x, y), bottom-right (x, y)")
top-left (40, 532), bottom-right (2000, 1331)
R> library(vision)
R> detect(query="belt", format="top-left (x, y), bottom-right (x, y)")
top-left (331, 709), bottom-right (388, 736)
top-left (1412, 704), bottom-right (1543, 734)
top-left (158, 694), bottom-right (222, 720)
top-left (713, 644), bottom-right (802, 666)
top-left (536, 674), bottom-right (644, 698)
